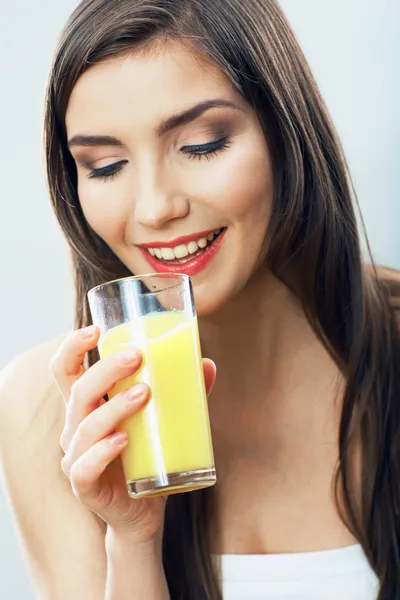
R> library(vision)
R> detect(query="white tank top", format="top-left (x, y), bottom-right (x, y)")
top-left (217, 544), bottom-right (379, 599)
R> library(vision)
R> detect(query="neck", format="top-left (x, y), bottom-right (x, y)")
top-left (198, 265), bottom-right (343, 453)
top-left (199, 267), bottom-right (312, 397)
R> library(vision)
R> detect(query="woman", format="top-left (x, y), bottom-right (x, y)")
top-left (0, 0), bottom-right (399, 598)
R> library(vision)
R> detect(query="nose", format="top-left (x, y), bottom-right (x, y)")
top-left (133, 162), bottom-right (189, 230)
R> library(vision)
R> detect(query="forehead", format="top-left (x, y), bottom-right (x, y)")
top-left (65, 41), bottom-right (239, 135)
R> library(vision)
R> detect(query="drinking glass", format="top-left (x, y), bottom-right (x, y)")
top-left (88, 273), bottom-right (216, 498)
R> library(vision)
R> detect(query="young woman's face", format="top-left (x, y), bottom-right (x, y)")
top-left (66, 42), bottom-right (273, 314)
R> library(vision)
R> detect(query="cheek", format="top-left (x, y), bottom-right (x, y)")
top-left (223, 150), bottom-right (272, 222)
top-left (187, 136), bottom-right (272, 225)
top-left (198, 136), bottom-right (272, 272)
top-left (78, 179), bottom-right (129, 246)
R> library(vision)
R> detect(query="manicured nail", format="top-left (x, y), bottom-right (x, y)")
top-left (118, 349), bottom-right (140, 365)
top-left (108, 431), bottom-right (128, 445)
top-left (81, 325), bottom-right (97, 339)
top-left (125, 384), bottom-right (148, 402)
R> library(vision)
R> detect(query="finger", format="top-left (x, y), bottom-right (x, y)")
top-left (50, 326), bottom-right (100, 400)
top-left (67, 431), bottom-right (129, 504)
top-left (62, 383), bottom-right (149, 474)
top-left (202, 358), bottom-right (217, 396)
top-left (61, 348), bottom-right (143, 451)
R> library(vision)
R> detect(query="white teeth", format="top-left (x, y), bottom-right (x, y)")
top-left (161, 248), bottom-right (175, 260)
top-left (174, 244), bottom-right (189, 259)
top-left (188, 241), bottom-right (198, 254)
top-left (146, 228), bottom-right (223, 262)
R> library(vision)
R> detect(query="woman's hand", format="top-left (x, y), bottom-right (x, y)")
top-left (50, 325), bottom-right (216, 545)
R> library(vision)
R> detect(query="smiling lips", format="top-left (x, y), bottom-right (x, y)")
top-left (138, 228), bottom-right (226, 276)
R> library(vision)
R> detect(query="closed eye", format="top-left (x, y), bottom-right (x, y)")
top-left (181, 137), bottom-right (231, 160)
top-left (85, 136), bottom-right (230, 181)
top-left (87, 160), bottom-right (128, 181)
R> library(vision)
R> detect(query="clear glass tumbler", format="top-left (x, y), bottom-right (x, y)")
top-left (88, 273), bottom-right (216, 498)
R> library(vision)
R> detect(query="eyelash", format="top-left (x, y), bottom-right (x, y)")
top-left (87, 137), bottom-right (231, 181)
top-left (87, 160), bottom-right (128, 181)
top-left (182, 136), bottom-right (231, 161)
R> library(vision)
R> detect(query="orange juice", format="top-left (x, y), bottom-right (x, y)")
top-left (99, 310), bottom-right (215, 491)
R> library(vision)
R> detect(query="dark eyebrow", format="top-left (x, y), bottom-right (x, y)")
top-left (67, 99), bottom-right (241, 149)
top-left (68, 134), bottom-right (123, 149)
top-left (156, 98), bottom-right (242, 136)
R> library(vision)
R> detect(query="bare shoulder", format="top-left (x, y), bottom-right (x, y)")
top-left (0, 333), bottom-right (69, 429)
top-left (365, 263), bottom-right (400, 329)
top-left (0, 333), bottom-right (107, 600)
top-left (371, 263), bottom-right (400, 284)
top-left (367, 265), bottom-right (400, 318)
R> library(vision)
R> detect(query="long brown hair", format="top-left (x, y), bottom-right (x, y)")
top-left (44, 1), bottom-right (400, 598)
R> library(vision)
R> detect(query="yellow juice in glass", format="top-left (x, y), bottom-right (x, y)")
top-left (99, 310), bottom-right (216, 496)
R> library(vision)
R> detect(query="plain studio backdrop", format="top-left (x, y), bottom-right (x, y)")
top-left (0, 0), bottom-right (399, 597)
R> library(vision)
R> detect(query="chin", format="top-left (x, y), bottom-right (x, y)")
top-left (191, 275), bottom-right (244, 317)
top-left (122, 249), bottom-right (248, 316)
top-left (193, 293), bottom-right (225, 317)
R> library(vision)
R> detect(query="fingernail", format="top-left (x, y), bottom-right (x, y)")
top-left (118, 349), bottom-right (140, 365)
top-left (81, 325), bottom-right (97, 339)
top-left (108, 431), bottom-right (128, 445)
top-left (125, 384), bottom-right (148, 402)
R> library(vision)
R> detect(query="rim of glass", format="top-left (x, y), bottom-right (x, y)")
top-left (88, 273), bottom-right (190, 297)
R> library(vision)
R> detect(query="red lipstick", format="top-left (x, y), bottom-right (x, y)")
top-left (138, 228), bottom-right (218, 249)
top-left (138, 229), bottom-right (226, 276)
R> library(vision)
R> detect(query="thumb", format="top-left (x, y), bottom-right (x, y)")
top-left (202, 358), bottom-right (217, 397)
